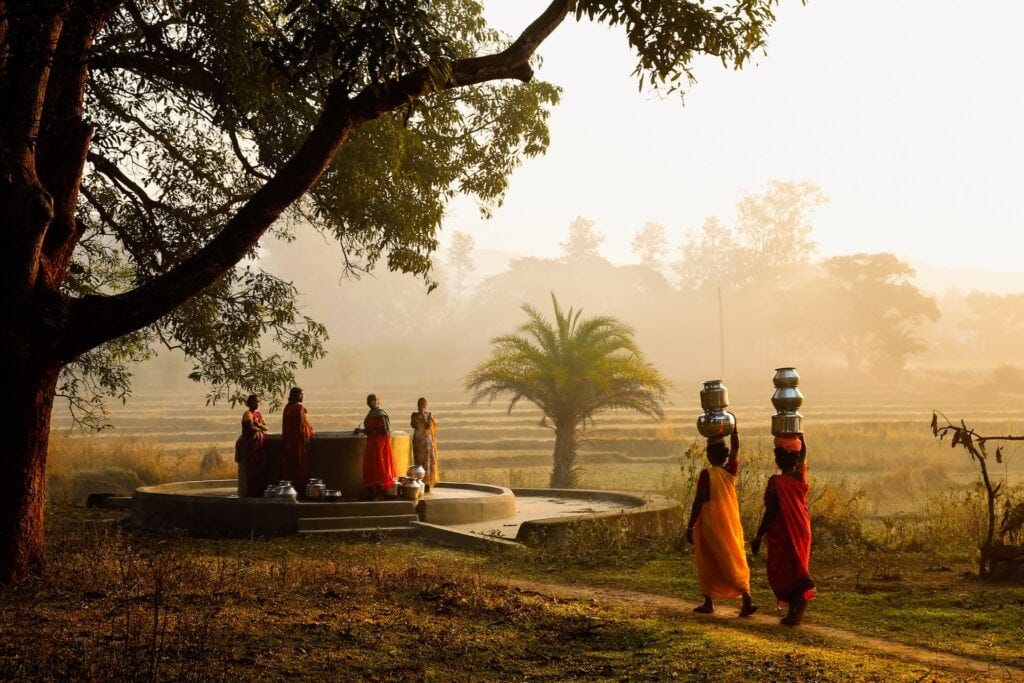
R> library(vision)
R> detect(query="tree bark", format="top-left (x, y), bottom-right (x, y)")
top-left (0, 358), bottom-right (60, 583)
top-left (550, 423), bottom-right (579, 489)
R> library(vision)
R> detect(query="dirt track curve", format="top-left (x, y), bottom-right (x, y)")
top-left (500, 578), bottom-right (1024, 681)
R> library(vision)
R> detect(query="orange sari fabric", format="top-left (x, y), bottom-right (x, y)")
top-left (765, 465), bottom-right (816, 604)
top-left (281, 401), bottom-right (313, 487)
top-left (693, 466), bottom-right (751, 598)
top-left (362, 409), bottom-right (397, 490)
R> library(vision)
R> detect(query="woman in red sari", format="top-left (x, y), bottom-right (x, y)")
top-left (752, 433), bottom-right (815, 626)
top-left (354, 393), bottom-right (397, 499)
top-left (235, 394), bottom-right (268, 497)
top-left (282, 387), bottom-right (314, 491)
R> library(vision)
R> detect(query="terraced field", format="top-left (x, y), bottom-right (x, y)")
top-left (50, 380), bottom-right (1024, 516)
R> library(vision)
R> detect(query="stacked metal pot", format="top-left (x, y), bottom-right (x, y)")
top-left (770, 367), bottom-right (804, 436)
top-left (694, 369), bottom-right (805, 438)
top-left (696, 379), bottom-right (736, 438)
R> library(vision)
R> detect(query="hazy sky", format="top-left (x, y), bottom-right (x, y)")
top-left (443, 1), bottom-right (1024, 272)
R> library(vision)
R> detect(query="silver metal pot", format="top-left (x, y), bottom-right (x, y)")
top-left (771, 412), bottom-right (803, 436)
top-left (324, 489), bottom-right (342, 501)
top-left (773, 367), bottom-right (800, 389)
top-left (699, 380), bottom-right (729, 411)
top-left (305, 481), bottom-right (326, 500)
top-left (697, 410), bottom-right (735, 438)
top-left (771, 386), bottom-right (804, 412)
top-left (275, 481), bottom-right (297, 499)
top-left (400, 481), bottom-right (423, 501)
top-left (407, 465), bottom-right (426, 480)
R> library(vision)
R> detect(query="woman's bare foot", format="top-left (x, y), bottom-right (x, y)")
top-left (780, 600), bottom-right (806, 626)
top-left (739, 594), bottom-right (757, 617)
top-left (693, 596), bottom-right (714, 614)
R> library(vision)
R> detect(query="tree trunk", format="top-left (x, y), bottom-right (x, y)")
top-left (549, 423), bottom-right (579, 489)
top-left (0, 359), bottom-right (60, 583)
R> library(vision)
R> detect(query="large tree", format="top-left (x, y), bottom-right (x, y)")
top-left (465, 295), bottom-right (668, 488)
top-left (812, 253), bottom-right (939, 372)
top-left (0, 0), bottom-right (780, 582)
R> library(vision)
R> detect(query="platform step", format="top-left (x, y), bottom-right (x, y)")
top-left (297, 514), bottom-right (419, 532)
top-left (295, 500), bottom-right (417, 516)
top-left (298, 526), bottom-right (419, 538)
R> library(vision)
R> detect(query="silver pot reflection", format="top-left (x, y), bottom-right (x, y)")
top-left (699, 380), bottom-right (729, 411)
top-left (697, 410), bottom-right (735, 438)
top-left (771, 386), bottom-right (804, 412)
top-left (772, 367), bottom-right (800, 389)
top-left (275, 481), bottom-right (297, 499)
top-left (771, 412), bottom-right (803, 436)
top-left (263, 484), bottom-right (277, 498)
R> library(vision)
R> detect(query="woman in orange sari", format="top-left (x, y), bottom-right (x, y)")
top-left (752, 434), bottom-right (815, 626)
top-left (686, 421), bottom-right (756, 617)
top-left (355, 394), bottom-right (397, 499)
top-left (282, 387), bottom-right (314, 491)
top-left (235, 394), bottom-right (268, 497)
top-left (410, 397), bottom-right (439, 492)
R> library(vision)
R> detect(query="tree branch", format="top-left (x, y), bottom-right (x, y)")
top-left (59, 0), bottom-right (574, 360)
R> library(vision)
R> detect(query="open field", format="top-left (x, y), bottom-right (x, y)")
top-left (51, 384), bottom-right (1024, 525)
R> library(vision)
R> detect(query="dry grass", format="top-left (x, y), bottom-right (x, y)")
top-left (0, 507), bottom-right (989, 681)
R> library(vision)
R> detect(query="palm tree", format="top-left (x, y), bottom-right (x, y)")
top-left (465, 295), bottom-right (668, 488)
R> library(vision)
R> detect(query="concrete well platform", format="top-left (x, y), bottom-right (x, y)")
top-left (131, 479), bottom-right (516, 537)
top-left (129, 479), bottom-right (682, 547)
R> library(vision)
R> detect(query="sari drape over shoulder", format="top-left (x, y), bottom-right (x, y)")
top-left (411, 411), bottom-right (440, 487)
top-left (236, 409), bottom-right (267, 497)
top-left (765, 465), bottom-right (816, 604)
top-left (363, 408), bottom-right (397, 490)
top-left (282, 401), bottom-right (313, 488)
top-left (693, 466), bottom-right (751, 598)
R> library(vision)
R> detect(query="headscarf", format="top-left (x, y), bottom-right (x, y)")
top-left (773, 435), bottom-right (802, 453)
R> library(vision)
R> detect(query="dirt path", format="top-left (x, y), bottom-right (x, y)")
top-left (500, 577), bottom-right (1024, 681)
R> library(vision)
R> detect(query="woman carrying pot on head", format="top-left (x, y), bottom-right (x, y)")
top-left (751, 433), bottom-right (815, 626)
top-left (410, 397), bottom-right (440, 492)
top-left (354, 393), bottom-right (397, 500)
top-left (235, 394), bottom-right (269, 497)
top-left (685, 418), bottom-right (756, 617)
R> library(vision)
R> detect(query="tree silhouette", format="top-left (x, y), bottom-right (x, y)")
top-left (813, 253), bottom-right (939, 372)
top-left (631, 221), bottom-right (668, 269)
top-left (447, 231), bottom-right (476, 296)
top-left (560, 216), bottom-right (604, 261)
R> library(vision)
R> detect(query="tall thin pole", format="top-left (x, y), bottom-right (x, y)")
top-left (717, 285), bottom-right (725, 378)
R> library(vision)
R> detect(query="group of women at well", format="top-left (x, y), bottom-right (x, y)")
top-left (235, 389), bottom-right (440, 500)
top-left (686, 417), bottom-right (815, 626)
top-left (237, 393), bottom-right (814, 626)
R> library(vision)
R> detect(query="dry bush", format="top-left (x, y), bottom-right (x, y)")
top-left (808, 476), bottom-right (867, 552)
top-left (46, 435), bottom-right (234, 503)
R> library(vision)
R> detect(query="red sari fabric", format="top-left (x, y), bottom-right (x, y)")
top-left (282, 401), bottom-right (313, 488)
top-left (237, 409), bottom-right (267, 497)
top-left (363, 409), bottom-right (397, 491)
top-left (765, 465), bottom-right (816, 604)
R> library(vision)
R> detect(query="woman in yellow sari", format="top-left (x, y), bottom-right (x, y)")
top-left (686, 421), bottom-right (756, 616)
top-left (410, 397), bottom-right (440, 492)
